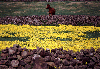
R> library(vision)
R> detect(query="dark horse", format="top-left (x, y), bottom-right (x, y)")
top-left (46, 4), bottom-right (55, 16)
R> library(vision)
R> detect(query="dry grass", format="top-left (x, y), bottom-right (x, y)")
top-left (13, 11), bottom-right (23, 14)
top-left (67, 2), bottom-right (83, 5)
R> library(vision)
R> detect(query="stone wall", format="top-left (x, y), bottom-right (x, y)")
top-left (0, 15), bottom-right (100, 26)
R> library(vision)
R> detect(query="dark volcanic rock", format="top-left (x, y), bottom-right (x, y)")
top-left (33, 57), bottom-right (48, 69)
top-left (47, 62), bottom-right (55, 68)
top-left (62, 59), bottom-right (69, 66)
top-left (96, 48), bottom-right (100, 53)
top-left (21, 51), bottom-right (28, 58)
top-left (24, 56), bottom-right (32, 63)
top-left (44, 56), bottom-right (51, 62)
top-left (8, 48), bottom-right (16, 55)
top-left (0, 44), bottom-right (100, 69)
top-left (58, 54), bottom-right (65, 59)
top-left (32, 54), bottom-right (41, 60)
top-left (25, 64), bottom-right (31, 69)
top-left (0, 65), bottom-right (8, 69)
top-left (19, 60), bottom-right (26, 66)
top-left (11, 60), bottom-right (19, 67)
top-left (1, 48), bottom-right (8, 54)
top-left (0, 60), bottom-right (8, 65)
top-left (39, 48), bottom-right (46, 58)
top-left (0, 53), bottom-right (8, 57)
top-left (0, 15), bottom-right (100, 27)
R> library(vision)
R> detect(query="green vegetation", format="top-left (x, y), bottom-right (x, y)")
top-left (0, 1), bottom-right (100, 17)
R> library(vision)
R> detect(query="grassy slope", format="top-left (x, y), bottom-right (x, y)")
top-left (0, 1), bottom-right (100, 17)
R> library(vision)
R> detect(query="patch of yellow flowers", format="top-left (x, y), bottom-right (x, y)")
top-left (0, 24), bottom-right (100, 52)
